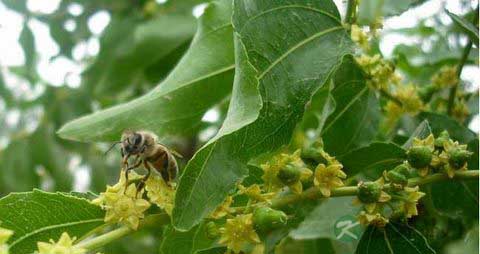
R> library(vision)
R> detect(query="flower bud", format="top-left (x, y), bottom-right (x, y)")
top-left (386, 164), bottom-right (410, 186)
top-left (434, 131), bottom-right (450, 149)
top-left (277, 164), bottom-right (301, 185)
top-left (407, 146), bottom-right (432, 168)
top-left (253, 207), bottom-right (287, 232)
top-left (205, 221), bottom-right (220, 239)
top-left (448, 148), bottom-right (472, 169)
top-left (357, 182), bottom-right (382, 204)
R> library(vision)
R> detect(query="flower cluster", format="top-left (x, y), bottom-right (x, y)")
top-left (0, 227), bottom-right (13, 254)
top-left (406, 133), bottom-right (472, 178)
top-left (431, 65), bottom-right (458, 89)
top-left (384, 84), bottom-right (424, 128)
top-left (218, 214), bottom-right (260, 253)
top-left (260, 150), bottom-right (312, 194)
top-left (35, 232), bottom-right (85, 254)
top-left (350, 24), bottom-right (370, 51)
top-left (355, 54), bottom-right (401, 90)
top-left (145, 175), bottom-right (175, 216)
top-left (92, 170), bottom-right (151, 230)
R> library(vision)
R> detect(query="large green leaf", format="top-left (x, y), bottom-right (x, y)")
top-left (321, 55), bottom-right (380, 156)
top-left (338, 143), bottom-right (406, 177)
top-left (172, 0), bottom-right (353, 230)
top-left (277, 238), bottom-right (336, 254)
top-left (446, 10), bottom-right (479, 47)
top-left (0, 190), bottom-right (104, 254)
top-left (355, 223), bottom-right (436, 254)
top-left (290, 197), bottom-right (362, 241)
top-left (417, 112), bottom-right (476, 143)
top-left (58, 0), bottom-right (235, 142)
top-left (160, 223), bottom-right (216, 254)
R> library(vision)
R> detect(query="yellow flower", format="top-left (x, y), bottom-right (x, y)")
top-left (35, 232), bottom-right (85, 254)
top-left (412, 134), bottom-right (435, 148)
top-left (394, 84), bottom-right (424, 114)
top-left (92, 171), bottom-right (151, 230)
top-left (431, 65), bottom-right (458, 89)
top-left (356, 54), bottom-right (399, 90)
top-left (0, 227), bottom-right (13, 254)
top-left (383, 100), bottom-right (403, 129)
top-left (313, 163), bottom-right (346, 197)
top-left (261, 150), bottom-right (308, 192)
top-left (401, 186), bottom-right (425, 218)
top-left (238, 184), bottom-right (275, 203)
top-left (145, 175), bottom-right (175, 215)
top-left (354, 178), bottom-right (391, 213)
top-left (357, 211), bottom-right (389, 227)
top-left (439, 140), bottom-right (471, 178)
top-left (210, 196), bottom-right (234, 219)
top-left (219, 214), bottom-right (260, 253)
top-left (452, 99), bottom-right (469, 123)
top-left (351, 24), bottom-right (370, 51)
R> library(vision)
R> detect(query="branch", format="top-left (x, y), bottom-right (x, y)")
top-left (75, 213), bottom-right (169, 251)
top-left (271, 170), bottom-right (479, 209)
top-left (447, 4), bottom-right (479, 115)
top-left (345, 0), bottom-right (358, 25)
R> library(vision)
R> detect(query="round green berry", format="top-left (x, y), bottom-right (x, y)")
top-left (277, 164), bottom-right (301, 185)
top-left (253, 207), bottom-right (287, 232)
top-left (407, 146), bottom-right (432, 168)
top-left (448, 149), bottom-right (472, 169)
top-left (357, 182), bottom-right (382, 204)
top-left (387, 170), bottom-right (408, 186)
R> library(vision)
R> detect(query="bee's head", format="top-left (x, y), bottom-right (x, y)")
top-left (121, 131), bottom-right (144, 155)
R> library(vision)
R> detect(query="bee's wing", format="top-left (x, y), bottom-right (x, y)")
top-left (157, 142), bottom-right (183, 158)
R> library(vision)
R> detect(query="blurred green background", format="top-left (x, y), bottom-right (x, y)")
top-left (0, 0), bottom-right (478, 253)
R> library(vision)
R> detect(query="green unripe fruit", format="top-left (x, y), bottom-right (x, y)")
top-left (205, 221), bottom-right (219, 239)
top-left (448, 149), bottom-right (472, 169)
top-left (277, 164), bottom-right (301, 185)
top-left (407, 146), bottom-right (432, 168)
top-left (393, 164), bottom-right (410, 177)
top-left (357, 182), bottom-right (382, 204)
top-left (434, 131), bottom-right (450, 149)
top-left (253, 207), bottom-right (287, 232)
top-left (387, 170), bottom-right (408, 186)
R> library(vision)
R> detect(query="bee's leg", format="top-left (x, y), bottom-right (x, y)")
top-left (124, 156), bottom-right (141, 194)
top-left (136, 161), bottom-right (151, 197)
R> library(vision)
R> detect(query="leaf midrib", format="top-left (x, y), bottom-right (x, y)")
top-left (9, 218), bottom-right (104, 249)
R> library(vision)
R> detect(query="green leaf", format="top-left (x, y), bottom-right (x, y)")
top-left (417, 112), bottom-right (476, 143)
top-left (0, 140), bottom-right (39, 193)
top-left (338, 143), bottom-right (406, 177)
top-left (322, 55), bottom-right (380, 156)
top-left (19, 23), bottom-right (36, 84)
top-left (160, 223), bottom-right (216, 254)
top-left (276, 238), bottom-right (336, 254)
top-left (358, 0), bottom-right (426, 25)
top-left (290, 197), bottom-right (362, 241)
top-left (446, 10), bottom-right (479, 47)
top-left (90, 14), bottom-right (196, 95)
top-left (172, 0), bottom-right (353, 230)
top-left (355, 223), bottom-right (436, 254)
top-left (58, 0), bottom-right (235, 142)
top-left (0, 190), bottom-right (104, 254)
top-left (445, 223), bottom-right (479, 254)
top-left (402, 120), bottom-right (431, 149)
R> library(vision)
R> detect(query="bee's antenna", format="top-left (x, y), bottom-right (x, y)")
top-left (105, 142), bottom-right (121, 155)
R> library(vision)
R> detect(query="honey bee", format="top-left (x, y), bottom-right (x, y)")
top-left (107, 130), bottom-right (181, 194)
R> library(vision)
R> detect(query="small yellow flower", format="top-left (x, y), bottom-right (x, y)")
top-left (394, 84), bottom-right (424, 114)
top-left (357, 211), bottom-right (389, 227)
top-left (354, 178), bottom-right (391, 213)
top-left (431, 65), bottom-right (458, 89)
top-left (452, 99), bottom-right (469, 123)
top-left (92, 171), bottom-right (151, 230)
top-left (0, 227), bottom-right (13, 254)
top-left (210, 196), bottom-right (234, 219)
top-left (238, 184), bottom-right (275, 203)
top-left (439, 140), bottom-right (471, 178)
top-left (351, 24), bottom-right (370, 51)
top-left (401, 186), bottom-right (425, 218)
top-left (145, 175), bottom-right (175, 215)
top-left (313, 163), bottom-right (346, 197)
top-left (356, 54), bottom-right (400, 90)
top-left (35, 232), bottom-right (85, 254)
top-left (261, 150), bottom-right (307, 192)
top-left (412, 134), bottom-right (435, 148)
top-left (219, 214), bottom-right (260, 253)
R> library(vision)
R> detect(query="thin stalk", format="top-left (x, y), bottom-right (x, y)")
top-left (271, 170), bottom-right (479, 209)
top-left (76, 226), bottom-right (132, 250)
top-left (447, 4), bottom-right (479, 115)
